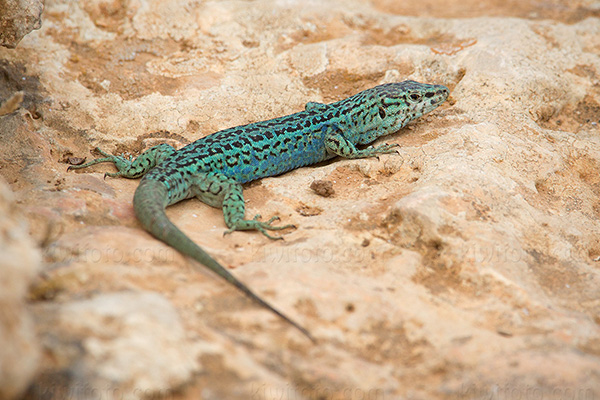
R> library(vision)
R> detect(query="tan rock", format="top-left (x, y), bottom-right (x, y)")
top-left (30, 292), bottom-right (200, 399)
top-left (0, 0), bottom-right (599, 398)
top-left (0, 0), bottom-right (44, 48)
top-left (0, 178), bottom-right (40, 399)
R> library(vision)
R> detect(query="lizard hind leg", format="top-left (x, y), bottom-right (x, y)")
top-left (68, 144), bottom-right (176, 179)
top-left (192, 173), bottom-right (294, 240)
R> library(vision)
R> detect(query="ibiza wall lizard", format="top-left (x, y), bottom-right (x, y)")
top-left (69, 80), bottom-right (449, 341)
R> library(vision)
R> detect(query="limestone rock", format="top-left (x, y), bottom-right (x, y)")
top-left (29, 292), bottom-right (200, 400)
top-left (0, 178), bottom-right (40, 399)
top-left (0, 0), bottom-right (599, 399)
top-left (0, 0), bottom-right (44, 48)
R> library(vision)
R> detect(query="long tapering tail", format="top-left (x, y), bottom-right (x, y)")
top-left (133, 178), bottom-right (314, 342)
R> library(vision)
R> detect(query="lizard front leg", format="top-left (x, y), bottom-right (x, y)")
top-left (323, 124), bottom-right (399, 159)
top-left (68, 143), bottom-right (177, 178)
top-left (192, 172), bottom-right (294, 240)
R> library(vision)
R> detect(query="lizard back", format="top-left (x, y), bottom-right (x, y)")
top-left (146, 81), bottom-right (449, 204)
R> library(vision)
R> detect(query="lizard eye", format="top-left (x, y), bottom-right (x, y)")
top-left (409, 93), bottom-right (421, 101)
top-left (378, 106), bottom-right (386, 119)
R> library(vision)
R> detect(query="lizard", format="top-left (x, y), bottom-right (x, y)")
top-left (69, 80), bottom-right (449, 342)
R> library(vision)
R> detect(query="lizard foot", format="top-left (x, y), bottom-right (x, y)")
top-left (224, 215), bottom-right (295, 240)
top-left (370, 143), bottom-right (400, 155)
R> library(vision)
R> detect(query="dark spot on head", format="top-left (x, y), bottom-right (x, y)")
top-left (378, 106), bottom-right (386, 119)
top-left (425, 92), bottom-right (435, 98)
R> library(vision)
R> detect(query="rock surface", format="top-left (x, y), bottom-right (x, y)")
top-left (26, 291), bottom-right (200, 400)
top-left (0, 178), bottom-right (40, 400)
top-left (1, 0), bottom-right (599, 399)
top-left (0, 0), bottom-right (44, 48)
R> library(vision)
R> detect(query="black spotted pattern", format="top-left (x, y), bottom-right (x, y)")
top-left (139, 81), bottom-right (449, 204)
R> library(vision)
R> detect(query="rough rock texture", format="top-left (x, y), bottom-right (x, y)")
top-left (26, 292), bottom-right (200, 400)
top-left (0, 0), bottom-right (44, 48)
top-left (1, 0), bottom-right (599, 399)
top-left (0, 178), bottom-right (40, 400)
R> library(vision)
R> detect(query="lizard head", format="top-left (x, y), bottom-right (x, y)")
top-left (346, 81), bottom-right (449, 141)
top-left (374, 80), bottom-right (449, 131)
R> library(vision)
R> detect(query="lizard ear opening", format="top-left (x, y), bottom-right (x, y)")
top-left (378, 106), bottom-right (386, 119)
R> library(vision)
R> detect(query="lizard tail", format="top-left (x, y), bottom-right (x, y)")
top-left (133, 178), bottom-right (315, 342)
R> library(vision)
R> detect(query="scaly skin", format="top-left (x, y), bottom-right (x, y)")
top-left (69, 80), bottom-right (449, 342)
